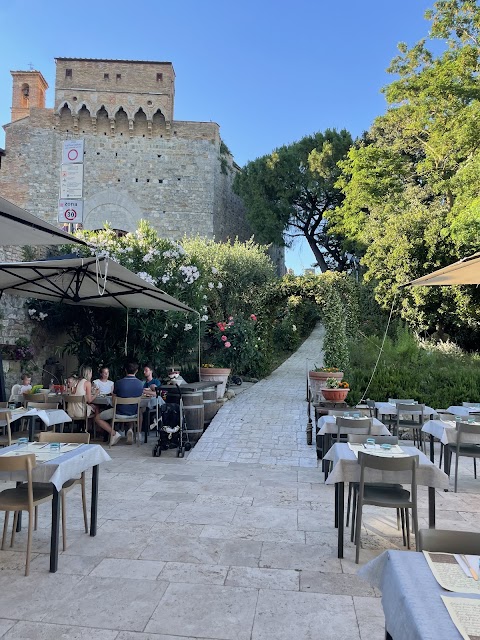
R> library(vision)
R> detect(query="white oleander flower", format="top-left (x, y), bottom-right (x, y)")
top-left (184, 323), bottom-right (193, 331)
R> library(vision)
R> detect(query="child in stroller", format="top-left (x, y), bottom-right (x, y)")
top-left (152, 390), bottom-right (191, 458)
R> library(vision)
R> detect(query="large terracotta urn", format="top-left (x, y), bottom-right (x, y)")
top-left (308, 370), bottom-right (343, 402)
top-left (199, 367), bottom-right (231, 399)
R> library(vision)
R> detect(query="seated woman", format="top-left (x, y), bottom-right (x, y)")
top-left (143, 364), bottom-right (161, 397)
top-left (67, 365), bottom-right (99, 425)
top-left (93, 366), bottom-right (114, 395)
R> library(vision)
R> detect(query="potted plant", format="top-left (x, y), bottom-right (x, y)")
top-left (321, 377), bottom-right (350, 402)
top-left (308, 366), bottom-right (344, 402)
top-left (199, 363), bottom-right (231, 399)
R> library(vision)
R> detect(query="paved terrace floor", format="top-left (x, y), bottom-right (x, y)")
top-left (0, 324), bottom-right (479, 639)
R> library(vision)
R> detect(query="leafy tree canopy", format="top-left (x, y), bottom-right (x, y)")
top-left (233, 128), bottom-right (353, 272)
top-left (328, 0), bottom-right (480, 346)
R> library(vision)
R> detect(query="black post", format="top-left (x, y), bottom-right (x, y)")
top-left (0, 353), bottom-right (6, 402)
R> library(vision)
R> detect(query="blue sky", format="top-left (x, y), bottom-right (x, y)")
top-left (0, 0), bottom-right (434, 272)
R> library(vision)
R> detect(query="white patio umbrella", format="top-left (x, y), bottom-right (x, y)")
top-left (0, 195), bottom-right (87, 247)
top-left (0, 255), bottom-right (194, 312)
top-left (403, 252), bottom-right (480, 287)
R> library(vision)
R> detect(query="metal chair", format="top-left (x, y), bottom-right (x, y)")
top-left (0, 454), bottom-right (54, 575)
top-left (354, 451), bottom-right (419, 563)
top-left (335, 416), bottom-right (372, 440)
top-left (37, 432), bottom-right (90, 549)
top-left (446, 422), bottom-right (480, 492)
top-left (366, 400), bottom-right (376, 418)
top-left (418, 529), bottom-right (480, 554)
top-left (111, 396), bottom-right (142, 447)
top-left (395, 403), bottom-right (426, 450)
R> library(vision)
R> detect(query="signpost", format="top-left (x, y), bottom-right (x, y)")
top-left (60, 140), bottom-right (85, 232)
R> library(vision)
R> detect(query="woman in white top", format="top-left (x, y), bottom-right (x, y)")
top-left (67, 365), bottom-right (99, 420)
top-left (93, 366), bottom-right (114, 395)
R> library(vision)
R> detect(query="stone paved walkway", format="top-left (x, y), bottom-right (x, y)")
top-left (188, 324), bottom-right (325, 466)
top-left (0, 324), bottom-right (479, 639)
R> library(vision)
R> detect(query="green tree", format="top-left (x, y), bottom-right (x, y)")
top-left (233, 129), bottom-right (353, 272)
top-left (328, 0), bottom-right (480, 344)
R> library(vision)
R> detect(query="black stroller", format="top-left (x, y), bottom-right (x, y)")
top-left (152, 385), bottom-right (191, 458)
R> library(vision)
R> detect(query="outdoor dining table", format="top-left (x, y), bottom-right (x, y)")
top-left (374, 402), bottom-right (437, 419)
top-left (0, 442), bottom-right (111, 572)
top-left (323, 442), bottom-right (449, 558)
top-left (359, 549), bottom-right (480, 640)
top-left (422, 418), bottom-right (480, 477)
top-left (444, 405), bottom-right (480, 418)
top-left (4, 407), bottom-right (72, 442)
top-left (316, 415), bottom-right (391, 473)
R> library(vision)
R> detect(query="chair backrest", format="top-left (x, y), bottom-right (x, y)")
top-left (63, 395), bottom-right (87, 419)
top-left (335, 416), bottom-right (372, 437)
top-left (457, 422), bottom-right (480, 447)
top-left (0, 402), bottom-right (8, 409)
top-left (389, 398), bottom-right (416, 405)
top-left (0, 453), bottom-right (36, 505)
top-left (9, 384), bottom-right (22, 400)
top-left (348, 434), bottom-right (399, 445)
top-left (358, 450), bottom-right (418, 473)
top-left (396, 403), bottom-right (425, 414)
top-left (38, 432), bottom-right (90, 444)
top-left (418, 529), bottom-right (480, 555)
top-left (23, 392), bottom-right (50, 405)
top-left (0, 411), bottom-right (12, 446)
top-left (113, 396), bottom-right (142, 418)
top-left (27, 402), bottom-right (59, 410)
top-left (328, 410), bottom-right (348, 417)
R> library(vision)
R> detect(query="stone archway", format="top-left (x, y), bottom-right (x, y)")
top-left (83, 189), bottom-right (144, 232)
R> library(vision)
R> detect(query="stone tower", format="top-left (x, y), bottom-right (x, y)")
top-left (11, 70), bottom-right (48, 122)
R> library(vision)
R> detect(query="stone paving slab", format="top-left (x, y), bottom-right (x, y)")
top-left (0, 324), bottom-right (479, 639)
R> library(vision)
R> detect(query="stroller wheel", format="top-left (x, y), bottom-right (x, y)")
top-left (152, 446), bottom-right (157, 457)
top-left (177, 447), bottom-right (184, 458)
top-left (184, 442), bottom-right (192, 451)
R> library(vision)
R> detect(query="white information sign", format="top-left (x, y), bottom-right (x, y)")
top-left (58, 199), bottom-right (84, 223)
top-left (60, 164), bottom-right (84, 198)
top-left (62, 140), bottom-right (84, 164)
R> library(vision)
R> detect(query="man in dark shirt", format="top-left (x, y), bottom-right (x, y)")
top-left (95, 361), bottom-right (144, 445)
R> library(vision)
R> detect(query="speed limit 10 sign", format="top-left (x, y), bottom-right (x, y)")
top-left (58, 199), bottom-right (84, 223)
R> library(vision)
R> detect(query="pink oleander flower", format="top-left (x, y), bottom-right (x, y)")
top-left (221, 335), bottom-right (227, 342)
top-left (224, 342), bottom-right (231, 348)
top-left (250, 314), bottom-right (257, 321)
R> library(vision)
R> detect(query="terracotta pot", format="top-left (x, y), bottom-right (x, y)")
top-left (308, 371), bottom-right (344, 402)
top-left (321, 388), bottom-right (349, 402)
top-left (199, 367), bottom-right (231, 399)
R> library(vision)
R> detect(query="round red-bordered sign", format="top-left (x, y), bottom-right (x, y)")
top-left (64, 209), bottom-right (77, 221)
top-left (67, 149), bottom-right (79, 161)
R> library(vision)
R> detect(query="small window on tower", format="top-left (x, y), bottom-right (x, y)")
top-left (116, 73), bottom-right (121, 80)
top-left (104, 73), bottom-right (109, 80)
top-left (65, 69), bottom-right (72, 78)
top-left (156, 73), bottom-right (163, 82)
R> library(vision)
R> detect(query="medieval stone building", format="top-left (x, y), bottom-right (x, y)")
top-left (0, 58), bottom-right (251, 241)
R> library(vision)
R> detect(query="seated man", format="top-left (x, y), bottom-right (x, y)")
top-left (95, 361), bottom-right (144, 445)
top-left (142, 363), bottom-right (161, 397)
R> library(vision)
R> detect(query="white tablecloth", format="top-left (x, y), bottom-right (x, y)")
top-left (0, 443), bottom-right (111, 491)
top-left (359, 550), bottom-right (478, 640)
top-left (317, 415), bottom-right (390, 436)
top-left (446, 405), bottom-right (480, 418)
top-left (375, 402), bottom-right (437, 418)
top-left (5, 408), bottom-right (71, 428)
top-left (323, 442), bottom-right (449, 489)
top-left (423, 419), bottom-right (480, 446)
